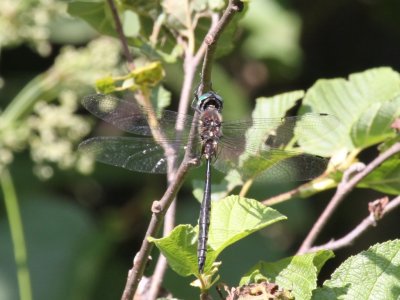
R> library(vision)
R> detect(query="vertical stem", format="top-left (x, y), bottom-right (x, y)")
top-left (106, 0), bottom-right (135, 69)
top-left (147, 14), bottom-right (220, 298)
top-left (1, 169), bottom-right (33, 300)
top-left (199, 0), bottom-right (243, 93)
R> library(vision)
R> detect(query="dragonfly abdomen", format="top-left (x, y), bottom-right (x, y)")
top-left (198, 158), bottom-right (212, 273)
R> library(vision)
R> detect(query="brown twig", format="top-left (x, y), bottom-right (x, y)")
top-left (147, 14), bottom-right (221, 300)
top-left (147, 1), bottom-right (242, 298)
top-left (262, 177), bottom-right (336, 207)
top-left (106, 0), bottom-right (134, 69)
top-left (307, 195), bottom-right (400, 252)
top-left (121, 157), bottom-right (196, 300)
top-left (199, 0), bottom-right (243, 93)
top-left (121, 1), bottom-right (244, 298)
top-left (298, 142), bottom-right (400, 254)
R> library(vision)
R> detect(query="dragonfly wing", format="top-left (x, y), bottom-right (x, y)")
top-left (215, 113), bottom-right (337, 181)
top-left (244, 151), bottom-right (328, 182)
top-left (222, 113), bottom-right (339, 153)
top-left (214, 148), bottom-right (328, 182)
top-left (82, 94), bottom-right (193, 138)
top-left (78, 136), bottom-right (186, 174)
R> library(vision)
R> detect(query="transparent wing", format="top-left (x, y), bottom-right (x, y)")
top-left (213, 149), bottom-right (328, 182)
top-left (213, 113), bottom-right (336, 181)
top-left (82, 94), bottom-right (194, 138)
top-left (222, 113), bottom-right (337, 153)
top-left (78, 136), bottom-right (190, 174)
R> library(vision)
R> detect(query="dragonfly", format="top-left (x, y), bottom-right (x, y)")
top-left (79, 92), bottom-right (335, 273)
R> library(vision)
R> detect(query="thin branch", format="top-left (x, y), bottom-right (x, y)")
top-left (262, 176), bottom-right (336, 207)
top-left (298, 142), bottom-right (400, 254)
top-left (147, 15), bottom-right (220, 300)
top-left (146, 252), bottom-right (169, 300)
top-left (177, 13), bottom-right (220, 125)
top-left (262, 160), bottom-right (359, 205)
top-left (122, 1), bottom-right (243, 298)
top-left (198, 0), bottom-right (243, 93)
top-left (146, 184), bottom-right (178, 300)
top-left (121, 158), bottom-right (196, 300)
top-left (193, 13), bottom-right (219, 69)
top-left (106, 0), bottom-right (135, 69)
top-left (264, 146), bottom-right (362, 207)
top-left (308, 195), bottom-right (400, 252)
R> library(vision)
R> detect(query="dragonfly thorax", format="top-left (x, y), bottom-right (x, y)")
top-left (199, 107), bottom-right (222, 159)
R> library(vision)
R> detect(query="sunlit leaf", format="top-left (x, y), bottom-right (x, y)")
top-left (205, 196), bottom-right (286, 271)
top-left (351, 95), bottom-right (400, 148)
top-left (95, 76), bottom-right (118, 94)
top-left (245, 90), bottom-right (304, 160)
top-left (298, 67), bottom-right (400, 156)
top-left (149, 196), bottom-right (286, 276)
top-left (130, 61), bottom-right (165, 87)
top-left (231, 90), bottom-right (309, 181)
top-left (148, 225), bottom-right (198, 276)
top-left (312, 240), bottom-right (400, 300)
top-left (192, 169), bottom-right (243, 203)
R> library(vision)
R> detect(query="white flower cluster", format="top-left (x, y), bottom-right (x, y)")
top-left (0, 0), bottom-right (66, 56)
top-left (28, 93), bottom-right (93, 179)
top-left (0, 37), bottom-right (123, 178)
top-left (52, 37), bottom-right (123, 88)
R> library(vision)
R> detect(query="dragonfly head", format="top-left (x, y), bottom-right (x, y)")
top-left (195, 92), bottom-right (223, 112)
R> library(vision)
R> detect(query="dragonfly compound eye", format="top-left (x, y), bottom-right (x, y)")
top-left (196, 91), bottom-right (223, 112)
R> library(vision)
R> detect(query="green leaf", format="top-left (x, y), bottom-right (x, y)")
top-left (149, 196), bottom-right (286, 276)
top-left (68, 1), bottom-right (116, 37)
top-left (151, 85), bottom-right (171, 113)
top-left (68, 0), bottom-right (182, 62)
top-left (148, 225), bottom-right (198, 277)
top-left (95, 76), bottom-right (118, 94)
top-left (94, 61), bottom-right (165, 92)
top-left (294, 113), bottom-right (342, 157)
top-left (299, 67), bottom-right (400, 155)
top-left (240, 250), bottom-right (335, 300)
top-left (351, 95), bottom-right (400, 148)
top-left (359, 156), bottom-right (400, 194)
top-left (121, 10), bottom-right (140, 37)
top-left (192, 169), bottom-right (243, 203)
top-left (228, 90), bottom-right (310, 181)
top-left (240, 0), bottom-right (302, 68)
top-left (241, 90), bottom-right (304, 170)
top-left (161, 0), bottom-right (187, 29)
top-left (312, 240), bottom-right (400, 300)
top-left (207, 195), bottom-right (286, 253)
top-left (68, 0), bottom-right (141, 38)
top-left (130, 61), bottom-right (165, 87)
